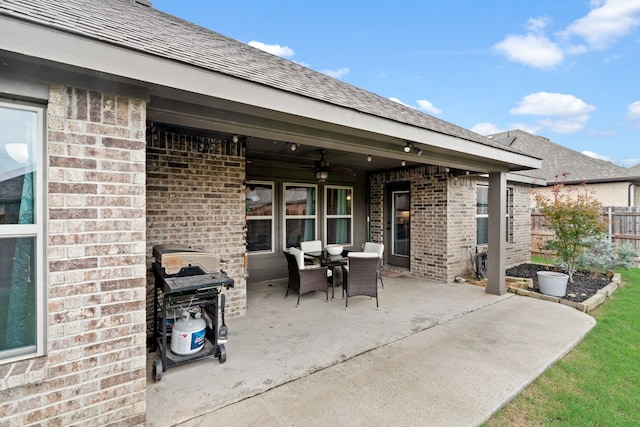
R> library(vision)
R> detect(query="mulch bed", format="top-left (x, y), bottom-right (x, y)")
top-left (505, 263), bottom-right (612, 303)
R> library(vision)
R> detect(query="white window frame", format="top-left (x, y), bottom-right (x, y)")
top-left (245, 180), bottom-right (275, 254)
top-left (476, 185), bottom-right (511, 245)
top-left (324, 185), bottom-right (353, 246)
top-left (283, 182), bottom-right (317, 249)
top-left (0, 100), bottom-right (46, 363)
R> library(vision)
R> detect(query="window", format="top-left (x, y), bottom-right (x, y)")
top-left (246, 181), bottom-right (274, 253)
top-left (0, 101), bottom-right (45, 362)
top-left (325, 185), bottom-right (352, 245)
top-left (284, 183), bottom-right (317, 248)
top-left (476, 185), bottom-right (511, 245)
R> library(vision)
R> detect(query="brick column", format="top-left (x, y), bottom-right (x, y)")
top-left (41, 85), bottom-right (147, 425)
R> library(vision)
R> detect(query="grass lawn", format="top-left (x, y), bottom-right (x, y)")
top-left (485, 268), bottom-right (640, 426)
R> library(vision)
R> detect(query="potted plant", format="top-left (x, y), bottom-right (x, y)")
top-left (533, 184), bottom-right (607, 296)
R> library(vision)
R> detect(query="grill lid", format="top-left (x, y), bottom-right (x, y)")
top-left (153, 244), bottom-right (220, 275)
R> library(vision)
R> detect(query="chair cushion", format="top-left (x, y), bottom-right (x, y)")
top-left (348, 252), bottom-right (379, 259)
top-left (289, 247), bottom-right (306, 270)
top-left (300, 240), bottom-right (322, 252)
top-left (363, 242), bottom-right (384, 258)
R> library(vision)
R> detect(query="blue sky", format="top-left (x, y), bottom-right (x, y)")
top-left (152, 0), bottom-right (640, 167)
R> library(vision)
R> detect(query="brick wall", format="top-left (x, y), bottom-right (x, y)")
top-left (445, 176), bottom-right (478, 282)
top-left (507, 184), bottom-right (533, 267)
top-left (0, 85), bottom-right (148, 425)
top-left (145, 128), bottom-right (247, 327)
top-left (369, 166), bottom-right (532, 283)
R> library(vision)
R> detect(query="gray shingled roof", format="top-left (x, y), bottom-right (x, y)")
top-left (489, 129), bottom-right (640, 184)
top-left (0, 0), bottom-right (531, 157)
top-left (630, 163), bottom-right (640, 174)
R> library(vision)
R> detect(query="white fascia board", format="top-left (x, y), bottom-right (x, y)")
top-left (1, 16), bottom-right (540, 170)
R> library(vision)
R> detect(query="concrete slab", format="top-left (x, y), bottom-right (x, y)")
top-left (146, 274), bottom-right (595, 427)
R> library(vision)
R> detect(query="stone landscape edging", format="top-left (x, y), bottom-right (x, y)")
top-left (506, 273), bottom-right (623, 313)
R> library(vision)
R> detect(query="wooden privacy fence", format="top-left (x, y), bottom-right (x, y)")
top-left (531, 206), bottom-right (640, 257)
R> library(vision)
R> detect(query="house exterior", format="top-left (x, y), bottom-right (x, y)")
top-left (0, 0), bottom-right (541, 425)
top-left (489, 129), bottom-right (640, 206)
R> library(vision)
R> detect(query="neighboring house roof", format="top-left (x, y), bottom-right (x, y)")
top-left (489, 129), bottom-right (640, 185)
top-left (630, 164), bottom-right (640, 174)
top-left (0, 0), bottom-right (533, 162)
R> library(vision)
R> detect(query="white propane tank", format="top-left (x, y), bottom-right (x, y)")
top-left (170, 310), bottom-right (206, 356)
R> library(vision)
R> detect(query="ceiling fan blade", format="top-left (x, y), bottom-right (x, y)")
top-left (331, 166), bottom-right (356, 176)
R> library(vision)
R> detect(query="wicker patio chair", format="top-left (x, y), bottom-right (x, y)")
top-left (341, 252), bottom-right (380, 309)
top-left (283, 248), bottom-right (329, 306)
top-left (363, 242), bottom-right (385, 288)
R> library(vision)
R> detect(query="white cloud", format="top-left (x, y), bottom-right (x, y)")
top-left (248, 41), bottom-right (295, 58)
top-left (322, 67), bottom-right (350, 79)
top-left (538, 115), bottom-right (590, 134)
top-left (471, 122), bottom-right (504, 135)
top-left (560, 0), bottom-right (640, 50)
top-left (510, 92), bottom-right (596, 117)
top-left (389, 97), bottom-right (414, 108)
top-left (526, 16), bottom-right (552, 33)
top-left (416, 99), bottom-right (442, 115)
top-left (583, 150), bottom-right (613, 162)
top-left (493, 34), bottom-right (564, 68)
top-left (628, 101), bottom-right (640, 120)
top-left (495, 1), bottom-right (640, 68)
top-left (508, 92), bottom-right (595, 134)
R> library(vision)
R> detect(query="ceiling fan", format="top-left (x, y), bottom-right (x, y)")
top-left (311, 149), bottom-right (356, 181)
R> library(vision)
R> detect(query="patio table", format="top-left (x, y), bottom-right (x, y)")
top-left (305, 251), bottom-right (348, 300)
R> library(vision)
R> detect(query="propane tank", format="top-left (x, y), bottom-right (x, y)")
top-left (170, 310), bottom-right (206, 356)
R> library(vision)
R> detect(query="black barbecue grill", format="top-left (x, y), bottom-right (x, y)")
top-left (150, 244), bottom-right (234, 382)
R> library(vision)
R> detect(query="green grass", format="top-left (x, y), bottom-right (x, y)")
top-left (485, 268), bottom-right (640, 426)
top-left (531, 254), bottom-right (554, 265)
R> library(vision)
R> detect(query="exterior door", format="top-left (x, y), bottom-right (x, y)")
top-left (385, 183), bottom-right (410, 268)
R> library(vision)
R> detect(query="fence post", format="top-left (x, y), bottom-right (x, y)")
top-left (608, 207), bottom-right (612, 244)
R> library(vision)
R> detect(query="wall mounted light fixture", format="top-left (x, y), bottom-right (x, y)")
top-left (288, 142), bottom-right (298, 152)
top-left (366, 154), bottom-right (372, 162)
top-left (403, 142), bottom-right (412, 153)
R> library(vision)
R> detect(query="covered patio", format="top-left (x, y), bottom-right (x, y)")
top-left (146, 274), bottom-right (595, 427)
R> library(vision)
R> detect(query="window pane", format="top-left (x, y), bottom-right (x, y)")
top-left (477, 186), bottom-right (488, 215)
top-left (326, 188), bottom-right (352, 215)
top-left (393, 191), bottom-right (410, 257)
top-left (285, 219), bottom-right (315, 248)
top-left (327, 218), bottom-right (351, 245)
top-left (0, 237), bottom-right (37, 357)
top-left (285, 186), bottom-right (315, 216)
top-left (477, 218), bottom-right (488, 245)
top-left (1, 106), bottom-right (38, 226)
top-left (247, 219), bottom-right (272, 252)
top-left (246, 184), bottom-right (272, 216)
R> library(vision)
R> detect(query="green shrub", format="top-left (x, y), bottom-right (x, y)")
top-left (576, 237), bottom-right (638, 276)
top-left (533, 185), bottom-right (607, 283)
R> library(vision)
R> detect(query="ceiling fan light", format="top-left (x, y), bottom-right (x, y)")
top-left (315, 170), bottom-right (329, 181)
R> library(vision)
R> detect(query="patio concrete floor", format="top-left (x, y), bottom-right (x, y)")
top-left (146, 273), bottom-right (595, 427)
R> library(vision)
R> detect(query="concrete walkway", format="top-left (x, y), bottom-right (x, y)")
top-left (146, 274), bottom-right (595, 427)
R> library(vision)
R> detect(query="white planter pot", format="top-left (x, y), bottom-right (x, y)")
top-left (537, 271), bottom-right (569, 297)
